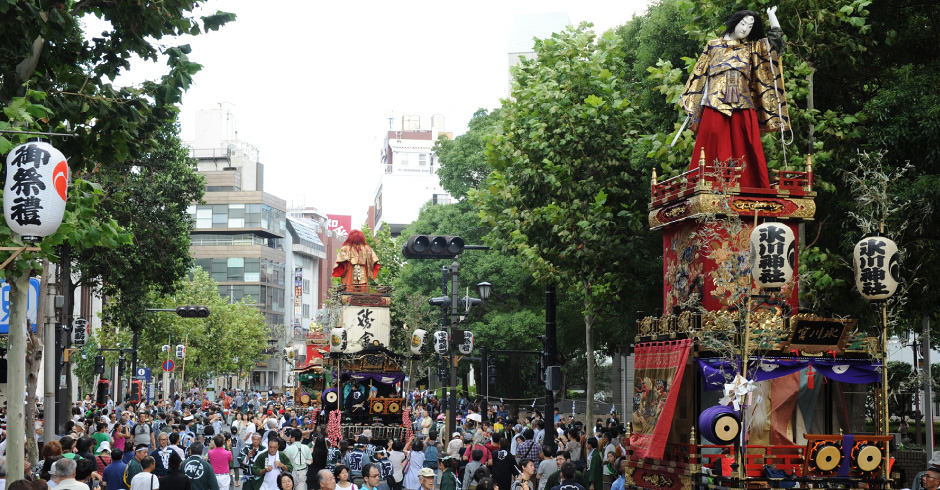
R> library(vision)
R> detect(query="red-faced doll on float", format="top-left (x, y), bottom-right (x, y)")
top-left (331, 229), bottom-right (381, 290)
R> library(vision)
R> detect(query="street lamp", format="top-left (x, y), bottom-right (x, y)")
top-left (476, 282), bottom-right (492, 302)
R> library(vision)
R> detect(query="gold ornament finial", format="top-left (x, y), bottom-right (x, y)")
top-left (699, 148), bottom-right (707, 167)
top-left (805, 154), bottom-right (813, 172)
top-left (652, 168), bottom-right (658, 185)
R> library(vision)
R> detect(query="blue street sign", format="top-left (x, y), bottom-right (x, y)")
top-left (136, 367), bottom-right (151, 382)
top-left (0, 277), bottom-right (40, 334)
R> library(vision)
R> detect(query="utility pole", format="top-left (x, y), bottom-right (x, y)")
top-left (57, 244), bottom-right (72, 435)
top-left (42, 267), bottom-right (57, 443)
top-left (926, 314), bottom-right (934, 456)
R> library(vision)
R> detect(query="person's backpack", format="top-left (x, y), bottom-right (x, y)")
top-left (123, 464), bottom-right (132, 487)
top-left (424, 442), bottom-right (439, 468)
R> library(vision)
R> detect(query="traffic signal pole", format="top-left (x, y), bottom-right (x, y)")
top-left (544, 285), bottom-right (557, 424)
top-left (448, 258), bottom-right (459, 438)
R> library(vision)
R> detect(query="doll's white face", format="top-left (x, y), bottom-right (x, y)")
top-left (730, 16), bottom-right (755, 40)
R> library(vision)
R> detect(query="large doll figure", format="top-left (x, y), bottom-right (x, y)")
top-left (332, 229), bottom-right (381, 288)
top-left (679, 7), bottom-right (790, 189)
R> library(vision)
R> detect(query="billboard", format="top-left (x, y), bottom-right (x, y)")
top-left (327, 214), bottom-right (352, 237)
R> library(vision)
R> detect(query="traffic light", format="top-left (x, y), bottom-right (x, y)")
top-left (402, 235), bottom-right (464, 259)
top-left (96, 379), bottom-right (110, 407)
top-left (437, 357), bottom-right (449, 382)
top-left (118, 357), bottom-right (126, 376)
top-left (94, 355), bottom-right (105, 374)
top-left (176, 305), bottom-right (211, 318)
top-left (428, 296), bottom-right (451, 308)
top-left (128, 379), bottom-right (143, 404)
top-left (488, 361), bottom-right (498, 388)
top-left (545, 365), bottom-right (561, 391)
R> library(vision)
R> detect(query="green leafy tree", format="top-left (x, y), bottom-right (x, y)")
top-left (433, 108), bottom-right (502, 200)
top-left (395, 201), bottom-right (550, 405)
top-left (103, 268), bottom-right (269, 386)
top-left (82, 123), bottom-right (205, 333)
top-left (0, 1), bottom-right (232, 468)
top-left (475, 24), bottom-right (654, 424)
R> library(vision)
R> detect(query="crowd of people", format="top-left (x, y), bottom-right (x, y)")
top-left (1, 388), bottom-right (645, 490)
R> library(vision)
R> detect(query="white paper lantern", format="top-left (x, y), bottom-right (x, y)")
top-left (330, 328), bottom-right (347, 352)
top-left (175, 344), bottom-right (186, 359)
top-left (433, 330), bottom-right (449, 355)
top-left (3, 140), bottom-right (69, 240)
top-left (458, 330), bottom-right (475, 355)
top-left (749, 222), bottom-right (796, 290)
top-left (411, 329), bottom-right (428, 355)
top-left (71, 326), bottom-right (87, 346)
top-left (853, 234), bottom-right (900, 301)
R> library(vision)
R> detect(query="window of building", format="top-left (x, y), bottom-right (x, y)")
top-left (303, 279), bottom-right (311, 294)
top-left (212, 204), bottom-right (228, 228)
top-left (210, 259), bottom-right (226, 282)
top-left (418, 153), bottom-right (427, 166)
top-left (399, 152), bottom-right (409, 166)
top-left (196, 207), bottom-right (212, 229)
top-left (228, 204), bottom-right (245, 228)
top-left (227, 257), bottom-right (245, 281)
top-left (302, 304), bottom-right (311, 318)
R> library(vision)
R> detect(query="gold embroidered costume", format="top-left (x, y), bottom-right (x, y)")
top-left (680, 28), bottom-right (790, 133)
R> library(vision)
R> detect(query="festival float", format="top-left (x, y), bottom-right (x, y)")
top-left (315, 230), bottom-right (413, 444)
top-left (624, 7), bottom-right (897, 490)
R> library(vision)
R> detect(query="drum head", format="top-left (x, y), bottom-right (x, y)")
top-left (814, 444), bottom-right (842, 472)
top-left (713, 413), bottom-right (740, 443)
top-left (387, 401), bottom-right (401, 413)
top-left (300, 393), bottom-right (311, 404)
top-left (371, 401), bottom-right (385, 413)
top-left (855, 444), bottom-right (882, 473)
top-left (324, 390), bottom-right (339, 405)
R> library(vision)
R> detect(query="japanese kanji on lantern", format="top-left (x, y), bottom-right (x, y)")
top-left (3, 139), bottom-right (69, 240)
top-left (853, 234), bottom-right (899, 301)
top-left (749, 221), bottom-right (796, 290)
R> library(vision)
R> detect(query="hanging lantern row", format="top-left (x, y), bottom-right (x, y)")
top-left (749, 222), bottom-right (796, 290)
top-left (852, 234), bottom-right (899, 301)
top-left (3, 139), bottom-right (69, 241)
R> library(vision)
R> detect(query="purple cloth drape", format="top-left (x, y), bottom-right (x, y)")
top-left (699, 358), bottom-right (882, 390)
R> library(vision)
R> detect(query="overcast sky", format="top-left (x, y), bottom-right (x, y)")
top-left (130, 1), bottom-right (654, 226)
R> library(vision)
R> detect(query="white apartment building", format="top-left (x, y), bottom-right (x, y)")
top-left (373, 115), bottom-right (454, 236)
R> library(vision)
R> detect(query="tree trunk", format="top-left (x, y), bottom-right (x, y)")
top-left (25, 267), bottom-right (44, 464)
top-left (585, 311), bottom-right (595, 431)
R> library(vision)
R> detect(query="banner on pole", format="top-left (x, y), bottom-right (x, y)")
top-left (630, 338), bottom-right (693, 459)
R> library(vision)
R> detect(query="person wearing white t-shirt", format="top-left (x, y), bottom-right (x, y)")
top-left (130, 456), bottom-right (160, 490)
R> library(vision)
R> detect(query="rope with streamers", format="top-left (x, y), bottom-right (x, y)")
top-left (402, 408), bottom-right (413, 442)
top-left (327, 410), bottom-right (342, 447)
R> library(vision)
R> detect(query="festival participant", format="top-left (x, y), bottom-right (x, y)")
top-left (284, 429), bottom-right (312, 490)
top-left (161, 453), bottom-right (192, 490)
top-left (679, 7), bottom-right (789, 189)
top-left (252, 439), bottom-right (293, 490)
top-left (208, 435), bottom-right (233, 490)
top-left (511, 459), bottom-right (536, 490)
top-left (129, 456), bottom-right (160, 490)
top-left (182, 443), bottom-right (219, 490)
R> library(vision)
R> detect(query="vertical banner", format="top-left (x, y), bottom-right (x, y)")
top-left (630, 338), bottom-right (693, 459)
top-left (294, 267), bottom-right (303, 326)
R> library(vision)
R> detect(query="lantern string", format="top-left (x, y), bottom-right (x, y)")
top-left (0, 129), bottom-right (79, 137)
